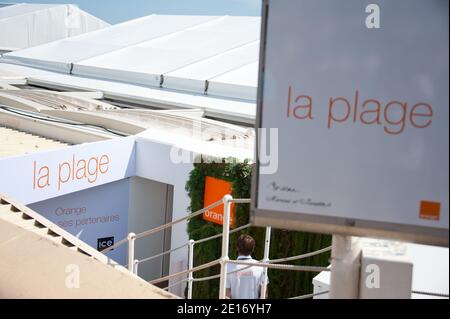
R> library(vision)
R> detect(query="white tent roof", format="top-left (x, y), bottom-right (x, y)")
top-left (0, 14), bottom-right (260, 123)
top-left (1, 14), bottom-right (260, 102)
top-left (0, 3), bottom-right (109, 51)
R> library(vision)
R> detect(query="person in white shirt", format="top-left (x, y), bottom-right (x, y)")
top-left (226, 234), bottom-right (268, 299)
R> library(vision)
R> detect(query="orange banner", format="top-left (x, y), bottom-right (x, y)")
top-left (203, 176), bottom-right (235, 227)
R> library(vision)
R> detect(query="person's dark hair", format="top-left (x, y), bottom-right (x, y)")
top-left (237, 234), bottom-right (255, 256)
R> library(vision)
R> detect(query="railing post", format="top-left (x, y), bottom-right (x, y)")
top-left (127, 232), bottom-right (136, 273)
top-left (133, 259), bottom-right (139, 275)
top-left (187, 239), bottom-right (195, 299)
top-left (260, 226), bottom-right (271, 299)
top-left (219, 194), bottom-right (232, 299)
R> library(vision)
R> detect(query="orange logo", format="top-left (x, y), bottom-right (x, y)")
top-left (419, 201), bottom-right (441, 221)
top-left (203, 176), bottom-right (235, 227)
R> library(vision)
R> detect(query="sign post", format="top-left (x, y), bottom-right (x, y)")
top-left (329, 235), bottom-right (362, 299)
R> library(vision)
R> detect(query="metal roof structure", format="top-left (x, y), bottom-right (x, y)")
top-left (0, 3), bottom-right (109, 52)
top-left (0, 14), bottom-right (260, 124)
top-left (0, 126), bottom-right (68, 158)
top-left (0, 87), bottom-right (254, 143)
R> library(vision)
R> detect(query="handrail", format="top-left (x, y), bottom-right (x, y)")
top-left (136, 198), bottom-right (225, 240)
top-left (162, 278), bottom-right (189, 291)
top-left (163, 249), bottom-right (333, 289)
top-left (98, 194), bottom-right (333, 299)
top-left (120, 219), bottom-right (250, 269)
top-left (193, 263), bottom-right (255, 283)
top-left (289, 290), bottom-right (330, 299)
top-left (131, 223), bottom-right (330, 280)
top-left (194, 223), bottom-right (251, 245)
top-left (229, 198), bottom-right (252, 204)
top-left (149, 259), bottom-right (221, 285)
top-left (137, 242), bottom-right (189, 265)
top-left (412, 290), bottom-right (450, 298)
top-left (226, 260), bottom-right (330, 273)
top-left (192, 273), bottom-right (221, 283)
top-left (190, 245), bottom-right (332, 283)
top-left (288, 289), bottom-right (450, 299)
top-left (102, 197), bottom-right (225, 253)
top-left (102, 237), bottom-right (128, 253)
top-left (269, 246), bottom-right (332, 264)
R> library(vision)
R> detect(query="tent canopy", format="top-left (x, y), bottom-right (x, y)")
top-left (0, 3), bottom-right (109, 51)
top-left (1, 14), bottom-right (260, 124)
top-left (1, 14), bottom-right (260, 101)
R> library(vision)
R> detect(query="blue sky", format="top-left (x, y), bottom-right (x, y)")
top-left (7, 0), bottom-right (262, 24)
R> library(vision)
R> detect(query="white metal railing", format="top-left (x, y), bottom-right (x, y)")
top-left (290, 290), bottom-right (330, 299)
top-left (101, 195), bottom-right (332, 299)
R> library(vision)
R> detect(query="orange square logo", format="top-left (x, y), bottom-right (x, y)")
top-left (419, 201), bottom-right (441, 221)
top-left (203, 176), bottom-right (235, 227)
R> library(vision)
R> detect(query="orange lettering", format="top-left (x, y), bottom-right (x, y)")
top-left (410, 103), bottom-right (433, 129)
top-left (58, 162), bottom-right (71, 191)
top-left (37, 166), bottom-right (50, 189)
top-left (286, 86), bottom-right (292, 117)
top-left (87, 157), bottom-right (99, 183)
top-left (99, 155), bottom-right (109, 174)
top-left (353, 90), bottom-right (359, 123)
top-left (287, 86), bottom-right (313, 120)
top-left (293, 95), bottom-right (313, 120)
top-left (384, 101), bottom-right (407, 135)
top-left (76, 159), bottom-right (87, 179)
top-left (360, 99), bottom-right (382, 125)
top-left (33, 161), bottom-right (37, 190)
top-left (328, 97), bottom-right (351, 128)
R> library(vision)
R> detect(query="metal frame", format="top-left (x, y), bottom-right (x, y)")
top-left (250, 0), bottom-right (448, 248)
top-left (106, 194), bottom-right (332, 299)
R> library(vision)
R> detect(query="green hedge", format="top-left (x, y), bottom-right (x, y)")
top-left (185, 159), bottom-right (331, 299)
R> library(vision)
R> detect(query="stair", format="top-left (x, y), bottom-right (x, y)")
top-left (0, 194), bottom-right (110, 263)
top-left (0, 194), bottom-right (177, 299)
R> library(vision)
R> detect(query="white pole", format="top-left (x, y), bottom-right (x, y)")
top-left (187, 239), bottom-right (195, 299)
top-left (133, 259), bottom-right (139, 275)
top-left (127, 232), bottom-right (136, 273)
top-left (260, 226), bottom-right (271, 299)
top-left (219, 195), bottom-right (233, 299)
top-left (329, 235), bottom-right (362, 299)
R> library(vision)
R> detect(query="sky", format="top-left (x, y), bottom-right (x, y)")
top-left (6, 0), bottom-right (262, 24)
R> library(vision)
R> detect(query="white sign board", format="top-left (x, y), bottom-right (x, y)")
top-left (0, 136), bottom-right (135, 204)
top-left (252, 0), bottom-right (449, 246)
top-left (29, 179), bottom-right (129, 264)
